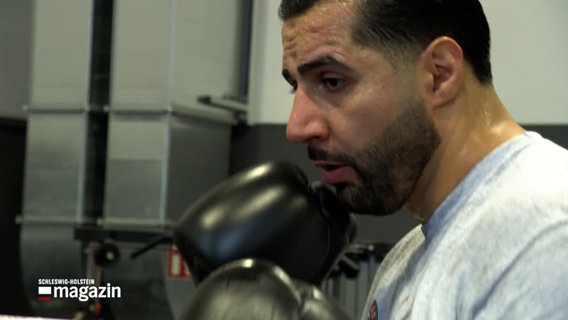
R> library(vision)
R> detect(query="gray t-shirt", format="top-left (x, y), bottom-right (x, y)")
top-left (361, 132), bottom-right (568, 320)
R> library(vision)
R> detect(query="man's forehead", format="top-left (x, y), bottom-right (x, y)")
top-left (280, 0), bottom-right (367, 77)
top-left (282, 0), bottom-right (355, 31)
top-left (281, 1), bottom-right (355, 49)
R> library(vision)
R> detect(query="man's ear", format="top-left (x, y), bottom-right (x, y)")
top-left (417, 36), bottom-right (464, 109)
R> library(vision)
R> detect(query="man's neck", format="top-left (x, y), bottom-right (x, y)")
top-left (406, 85), bottom-right (525, 222)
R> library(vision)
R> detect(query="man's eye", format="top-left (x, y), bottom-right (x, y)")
top-left (322, 78), bottom-right (344, 90)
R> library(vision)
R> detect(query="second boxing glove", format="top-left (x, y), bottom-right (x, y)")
top-left (173, 161), bottom-right (356, 285)
top-left (179, 258), bottom-right (352, 320)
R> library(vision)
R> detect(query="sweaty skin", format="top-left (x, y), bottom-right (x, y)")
top-left (281, 1), bottom-right (525, 222)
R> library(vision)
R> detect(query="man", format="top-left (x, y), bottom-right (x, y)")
top-left (280, 0), bottom-right (568, 319)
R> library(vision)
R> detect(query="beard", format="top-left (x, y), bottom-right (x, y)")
top-left (308, 98), bottom-right (441, 216)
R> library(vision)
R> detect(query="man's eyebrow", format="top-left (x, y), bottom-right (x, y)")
top-left (281, 55), bottom-right (353, 83)
top-left (298, 55), bottom-right (352, 75)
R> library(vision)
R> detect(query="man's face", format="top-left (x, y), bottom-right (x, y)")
top-left (281, 1), bottom-right (440, 215)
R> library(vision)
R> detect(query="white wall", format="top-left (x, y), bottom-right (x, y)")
top-left (482, 0), bottom-right (568, 124)
top-left (247, 0), bottom-right (294, 125)
top-left (248, 0), bottom-right (568, 125)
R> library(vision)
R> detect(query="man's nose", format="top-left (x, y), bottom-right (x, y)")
top-left (285, 87), bottom-right (328, 145)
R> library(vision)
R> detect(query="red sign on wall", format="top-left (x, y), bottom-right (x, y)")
top-left (167, 245), bottom-right (191, 279)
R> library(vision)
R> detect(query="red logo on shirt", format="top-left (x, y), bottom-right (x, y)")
top-left (369, 300), bottom-right (378, 320)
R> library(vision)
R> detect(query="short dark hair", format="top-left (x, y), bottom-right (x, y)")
top-left (278, 0), bottom-right (325, 20)
top-left (279, 0), bottom-right (493, 84)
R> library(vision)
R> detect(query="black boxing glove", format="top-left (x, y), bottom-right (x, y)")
top-left (173, 161), bottom-right (356, 285)
top-left (179, 258), bottom-right (352, 320)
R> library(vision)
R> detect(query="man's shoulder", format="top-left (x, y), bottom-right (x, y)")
top-left (517, 132), bottom-right (568, 166)
top-left (374, 225), bottom-right (424, 278)
top-left (480, 132), bottom-right (568, 201)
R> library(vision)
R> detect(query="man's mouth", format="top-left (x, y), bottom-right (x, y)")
top-left (312, 161), bottom-right (344, 170)
top-left (312, 161), bottom-right (352, 185)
